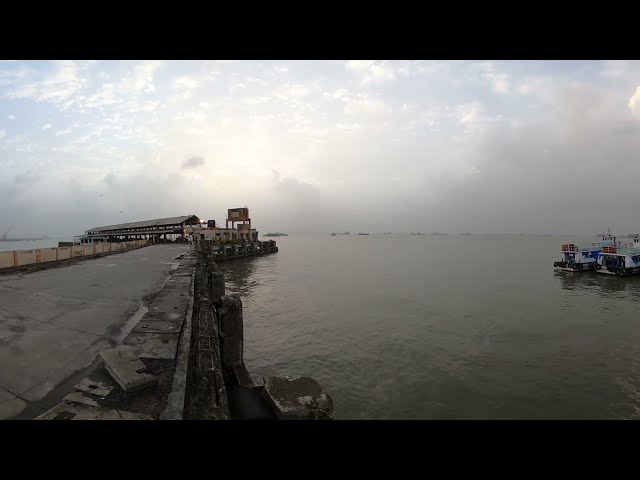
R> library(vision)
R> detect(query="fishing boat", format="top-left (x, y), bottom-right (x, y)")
top-left (357, 233), bottom-right (369, 236)
top-left (594, 236), bottom-right (640, 276)
top-left (553, 232), bottom-right (620, 272)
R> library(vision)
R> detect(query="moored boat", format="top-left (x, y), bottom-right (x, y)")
top-left (595, 236), bottom-right (640, 276)
top-left (553, 233), bottom-right (619, 272)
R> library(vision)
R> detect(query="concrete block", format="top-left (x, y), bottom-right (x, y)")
top-left (56, 247), bottom-right (71, 260)
top-left (100, 346), bottom-right (157, 393)
top-left (82, 245), bottom-right (93, 256)
top-left (63, 392), bottom-right (99, 407)
top-left (148, 292), bottom-right (189, 314)
top-left (39, 248), bottom-right (57, 263)
top-left (72, 245), bottom-right (83, 257)
top-left (0, 251), bottom-right (14, 268)
top-left (74, 377), bottom-right (114, 397)
top-left (262, 376), bottom-right (334, 420)
top-left (14, 249), bottom-right (36, 266)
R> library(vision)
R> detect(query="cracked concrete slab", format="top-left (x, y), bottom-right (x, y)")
top-left (0, 323), bottom-right (98, 395)
top-left (0, 308), bottom-right (46, 340)
top-left (0, 292), bottom-right (87, 323)
top-left (101, 346), bottom-right (157, 392)
top-left (0, 387), bottom-right (16, 403)
top-left (20, 338), bottom-right (110, 403)
top-left (142, 311), bottom-right (184, 323)
top-left (47, 304), bottom-right (132, 337)
top-left (133, 321), bottom-right (182, 334)
top-left (0, 397), bottom-right (28, 420)
top-left (36, 402), bottom-right (152, 420)
top-left (74, 377), bottom-right (115, 397)
top-left (0, 245), bottom-right (191, 412)
top-left (63, 391), bottom-right (99, 407)
top-left (124, 332), bottom-right (179, 360)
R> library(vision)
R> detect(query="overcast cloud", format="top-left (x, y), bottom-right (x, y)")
top-left (1, 60), bottom-right (639, 237)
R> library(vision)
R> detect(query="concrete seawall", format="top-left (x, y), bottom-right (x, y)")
top-left (33, 241), bottom-right (334, 420)
top-left (205, 239), bottom-right (279, 264)
top-left (0, 240), bottom-right (150, 275)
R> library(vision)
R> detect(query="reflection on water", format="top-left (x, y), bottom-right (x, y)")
top-left (555, 271), bottom-right (640, 296)
top-left (218, 257), bottom-right (259, 296)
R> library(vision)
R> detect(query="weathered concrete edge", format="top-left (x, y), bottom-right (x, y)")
top-left (159, 251), bottom-right (196, 420)
top-left (0, 243), bottom-right (151, 276)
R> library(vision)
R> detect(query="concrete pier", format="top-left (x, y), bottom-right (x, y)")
top-left (2, 238), bottom-right (333, 420)
top-left (0, 244), bottom-right (190, 419)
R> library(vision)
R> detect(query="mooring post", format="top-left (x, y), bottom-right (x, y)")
top-left (218, 294), bottom-right (243, 368)
top-left (211, 272), bottom-right (226, 307)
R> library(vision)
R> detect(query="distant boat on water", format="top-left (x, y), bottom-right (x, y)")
top-left (357, 233), bottom-right (370, 235)
top-left (264, 232), bottom-right (288, 237)
top-left (410, 232), bottom-right (425, 236)
top-left (329, 233), bottom-right (336, 236)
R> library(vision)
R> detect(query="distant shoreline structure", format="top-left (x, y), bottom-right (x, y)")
top-left (0, 236), bottom-right (58, 242)
top-left (264, 232), bottom-right (288, 237)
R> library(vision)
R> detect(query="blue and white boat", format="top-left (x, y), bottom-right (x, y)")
top-left (553, 233), bottom-right (619, 272)
top-left (595, 236), bottom-right (640, 276)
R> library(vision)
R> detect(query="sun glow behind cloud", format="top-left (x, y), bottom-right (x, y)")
top-left (1, 60), bottom-right (640, 236)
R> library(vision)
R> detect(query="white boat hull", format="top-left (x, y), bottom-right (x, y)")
top-left (595, 267), bottom-right (640, 276)
top-left (556, 266), bottom-right (595, 272)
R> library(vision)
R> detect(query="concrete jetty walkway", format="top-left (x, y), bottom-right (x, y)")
top-left (0, 244), bottom-right (190, 419)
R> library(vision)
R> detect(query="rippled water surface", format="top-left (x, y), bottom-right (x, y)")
top-left (220, 233), bottom-right (640, 419)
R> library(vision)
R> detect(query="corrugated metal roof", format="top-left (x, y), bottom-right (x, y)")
top-left (87, 215), bottom-right (201, 233)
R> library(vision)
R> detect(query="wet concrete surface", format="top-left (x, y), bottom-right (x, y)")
top-left (0, 244), bottom-right (191, 419)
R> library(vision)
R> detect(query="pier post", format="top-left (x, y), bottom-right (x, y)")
top-left (211, 272), bottom-right (226, 307)
top-left (218, 295), bottom-right (243, 369)
top-left (184, 250), bottom-right (230, 420)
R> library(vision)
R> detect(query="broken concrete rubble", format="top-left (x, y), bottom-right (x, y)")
top-left (100, 345), bottom-right (157, 393)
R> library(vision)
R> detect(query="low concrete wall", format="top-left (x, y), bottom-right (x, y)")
top-left (40, 248), bottom-right (57, 263)
top-left (0, 251), bottom-right (14, 268)
top-left (1, 241), bottom-right (150, 273)
top-left (14, 249), bottom-right (37, 267)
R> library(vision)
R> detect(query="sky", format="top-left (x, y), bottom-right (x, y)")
top-left (1, 60), bottom-right (639, 237)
